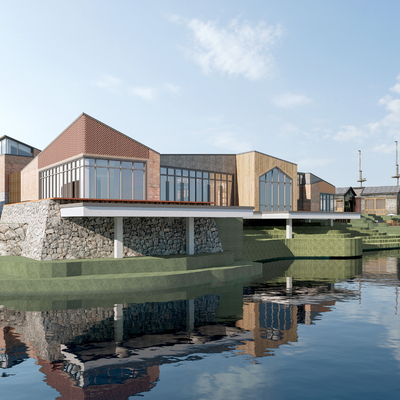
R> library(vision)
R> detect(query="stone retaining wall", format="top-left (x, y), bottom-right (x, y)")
top-left (0, 200), bottom-right (223, 260)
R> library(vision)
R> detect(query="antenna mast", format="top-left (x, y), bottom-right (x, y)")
top-left (392, 141), bottom-right (400, 186)
top-left (357, 150), bottom-right (366, 187)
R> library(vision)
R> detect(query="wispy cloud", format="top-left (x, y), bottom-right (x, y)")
top-left (164, 83), bottom-right (181, 93)
top-left (93, 74), bottom-right (123, 94)
top-left (390, 74), bottom-right (400, 94)
top-left (298, 157), bottom-right (334, 170)
top-left (334, 125), bottom-right (364, 142)
top-left (204, 130), bottom-right (252, 153)
top-left (93, 75), bottom-right (181, 101)
top-left (373, 143), bottom-right (395, 154)
top-left (333, 74), bottom-right (400, 143)
top-left (173, 17), bottom-right (283, 80)
top-left (273, 93), bottom-right (311, 108)
top-left (128, 87), bottom-right (158, 101)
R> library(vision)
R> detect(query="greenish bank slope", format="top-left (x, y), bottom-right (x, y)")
top-left (0, 252), bottom-right (262, 297)
top-left (243, 214), bottom-right (400, 262)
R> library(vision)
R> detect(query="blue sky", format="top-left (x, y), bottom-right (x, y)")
top-left (1, 1), bottom-right (400, 187)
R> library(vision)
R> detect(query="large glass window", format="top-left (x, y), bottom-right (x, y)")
top-left (259, 168), bottom-right (292, 211)
top-left (0, 138), bottom-right (33, 156)
top-left (320, 193), bottom-right (334, 212)
top-left (39, 157), bottom-right (146, 200)
top-left (160, 166), bottom-right (233, 205)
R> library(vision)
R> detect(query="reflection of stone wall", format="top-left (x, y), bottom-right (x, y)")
top-left (0, 199), bottom-right (223, 260)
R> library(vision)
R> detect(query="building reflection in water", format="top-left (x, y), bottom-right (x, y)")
top-left (1, 256), bottom-right (398, 399)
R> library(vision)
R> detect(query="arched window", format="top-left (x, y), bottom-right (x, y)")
top-left (260, 168), bottom-right (292, 211)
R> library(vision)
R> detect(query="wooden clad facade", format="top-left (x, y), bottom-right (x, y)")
top-left (236, 151), bottom-right (298, 212)
top-left (9, 171), bottom-right (21, 204)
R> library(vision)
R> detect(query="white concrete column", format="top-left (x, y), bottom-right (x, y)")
top-left (286, 219), bottom-right (293, 239)
top-left (114, 217), bottom-right (123, 259)
top-left (186, 217), bottom-right (195, 255)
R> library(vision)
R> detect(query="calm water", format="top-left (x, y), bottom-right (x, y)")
top-left (1, 253), bottom-right (400, 399)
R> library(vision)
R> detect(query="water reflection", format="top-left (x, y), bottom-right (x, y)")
top-left (1, 255), bottom-right (399, 399)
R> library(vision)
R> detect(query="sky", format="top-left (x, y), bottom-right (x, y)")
top-left (1, 0), bottom-right (400, 187)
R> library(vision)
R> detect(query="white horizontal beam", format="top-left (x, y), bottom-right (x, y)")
top-left (60, 203), bottom-right (255, 219)
top-left (246, 211), bottom-right (361, 220)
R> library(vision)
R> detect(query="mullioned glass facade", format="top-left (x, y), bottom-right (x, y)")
top-left (160, 166), bottom-right (234, 206)
top-left (259, 168), bottom-right (292, 211)
top-left (39, 158), bottom-right (146, 200)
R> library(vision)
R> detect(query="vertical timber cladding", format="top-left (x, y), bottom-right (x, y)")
top-left (9, 171), bottom-right (21, 204)
top-left (236, 151), bottom-right (298, 211)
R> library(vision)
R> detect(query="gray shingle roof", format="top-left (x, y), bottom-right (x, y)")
top-left (335, 187), bottom-right (351, 195)
top-left (362, 186), bottom-right (400, 195)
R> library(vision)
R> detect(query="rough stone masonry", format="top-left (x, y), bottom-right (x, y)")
top-left (0, 200), bottom-right (223, 261)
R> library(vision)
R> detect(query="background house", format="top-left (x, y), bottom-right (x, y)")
top-left (297, 172), bottom-right (335, 212)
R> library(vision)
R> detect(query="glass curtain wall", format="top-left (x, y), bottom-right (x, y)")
top-left (39, 158), bottom-right (146, 200)
top-left (320, 193), bottom-right (334, 212)
top-left (259, 168), bottom-right (292, 211)
top-left (160, 167), bottom-right (233, 206)
top-left (0, 138), bottom-right (33, 156)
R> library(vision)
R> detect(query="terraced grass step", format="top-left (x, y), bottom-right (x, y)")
top-left (0, 260), bottom-right (263, 296)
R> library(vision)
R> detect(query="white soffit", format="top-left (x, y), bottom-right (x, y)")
top-left (247, 211), bottom-right (361, 220)
top-left (60, 203), bottom-right (255, 218)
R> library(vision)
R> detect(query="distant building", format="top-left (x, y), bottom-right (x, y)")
top-left (0, 136), bottom-right (40, 212)
top-left (297, 172), bottom-right (335, 212)
top-left (335, 186), bottom-right (400, 215)
top-left (334, 187), bottom-right (357, 212)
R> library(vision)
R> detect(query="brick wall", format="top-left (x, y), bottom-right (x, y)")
top-left (147, 150), bottom-right (160, 200)
top-left (38, 114), bottom-right (153, 170)
top-left (21, 156), bottom-right (39, 201)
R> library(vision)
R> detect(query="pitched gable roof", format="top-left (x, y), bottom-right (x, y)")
top-left (38, 113), bottom-right (158, 169)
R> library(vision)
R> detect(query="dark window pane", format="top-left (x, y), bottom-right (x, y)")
top-left (109, 168), bottom-right (120, 199)
top-left (273, 168), bottom-right (278, 182)
top-left (134, 169), bottom-right (144, 200)
top-left (286, 183), bottom-right (291, 209)
top-left (122, 161), bottom-right (132, 169)
top-left (109, 160), bottom-right (120, 168)
top-left (134, 162), bottom-right (144, 169)
top-left (161, 175), bottom-right (167, 200)
top-left (122, 169), bottom-right (133, 199)
top-left (183, 177), bottom-right (189, 201)
top-left (175, 176), bottom-right (182, 201)
top-left (266, 182), bottom-right (271, 206)
top-left (7, 139), bottom-right (18, 155)
top-left (168, 176), bottom-right (174, 201)
top-left (18, 143), bottom-right (32, 156)
top-left (96, 167), bottom-right (108, 198)
top-left (85, 159), bottom-right (95, 166)
top-left (190, 178), bottom-right (196, 201)
top-left (196, 179), bottom-right (202, 202)
top-left (260, 180), bottom-right (265, 210)
top-left (85, 166), bottom-right (96, 198)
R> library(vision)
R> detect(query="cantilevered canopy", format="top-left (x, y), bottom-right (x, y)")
top-left (246, 211), bottom-right (361, 220)
top-left (60, 202), bottom-right (255, 218)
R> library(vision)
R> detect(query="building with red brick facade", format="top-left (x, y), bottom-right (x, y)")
top-left (0, 136), bottom-right (40, 212)
top-left (20, 113), bottom-right (160, 203)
